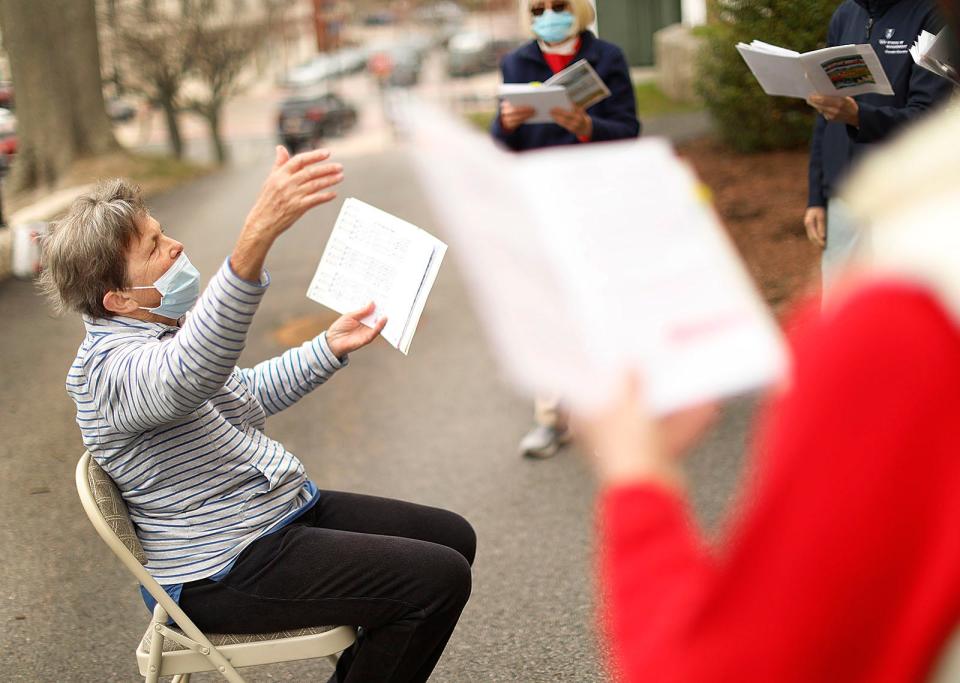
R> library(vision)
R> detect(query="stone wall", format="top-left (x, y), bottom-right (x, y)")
top-left (654, 23), bottom-right (705, 103)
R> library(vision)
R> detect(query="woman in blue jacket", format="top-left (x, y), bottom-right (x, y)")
top-left (492, 0), bottom-right (640, 458)
top-left (491, 0), bottom-right (641, 152)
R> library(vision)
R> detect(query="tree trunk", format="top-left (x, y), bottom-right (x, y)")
top-left (160, 98), bottom-right (184, 159)
top-left (0, 0), bottom-right (118, 192)
top-left (206, 108), bottom-right (228, 165)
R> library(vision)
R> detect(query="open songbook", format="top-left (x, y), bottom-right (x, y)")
top-left (737, 40), bottom-right (893, 99)
top-left (306, 198), bottom-right (446, 355)
top-left (498, 58), bottom-right (612, 124)
top-left (498, 84), bottom-right (571, 124)
top-left (544, 58), bottom-right (612, 109)
top-left (398, 101), bottom-right (787, 414)
top-left (911, 29), bottom-right (960, 86)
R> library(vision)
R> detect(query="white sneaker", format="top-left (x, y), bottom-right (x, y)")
top-left (519, 425), bottom-right (571, 459)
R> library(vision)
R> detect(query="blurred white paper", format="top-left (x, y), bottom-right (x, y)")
top-left (399, 101), bottom-right (787, 414)
top-left (307, 198), bottom-right (446, 355)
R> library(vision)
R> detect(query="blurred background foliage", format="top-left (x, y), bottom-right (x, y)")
top-left (698, 0), bottom-right (838, 152)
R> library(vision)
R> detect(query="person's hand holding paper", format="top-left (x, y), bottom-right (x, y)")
top-left (498, 83), bottom-right (572, 125)
top-left (575, 374), bottom-right (718, 489)
top-left (806, 94), bottom-right (859, 126)
top-left (500, 99), bottom-right (536, 132)
top-left (549, 104), bottom-right (593, 138)
top-left (325, 301), bottom-right (388, 358)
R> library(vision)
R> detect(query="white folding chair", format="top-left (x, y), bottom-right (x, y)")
top-left (75, 451), bottom-right (357, 683)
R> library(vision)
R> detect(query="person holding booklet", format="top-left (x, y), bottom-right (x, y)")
top-left (585, 6), bottom-right (960, 680)
top-left (805, 0), bottom-right (952, 290)
top-left (491, 0), bottom-right (640, 152)
top-left (491, 0), bottom-right (640, 457)
top-left (41, 147), bottom-right (475, 683)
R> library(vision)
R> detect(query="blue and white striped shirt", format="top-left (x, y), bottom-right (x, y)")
top-left (68, 259), bottom-right (346, 586)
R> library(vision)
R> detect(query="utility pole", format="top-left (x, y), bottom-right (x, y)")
top-left (312, 0), bottom-right (329, 53)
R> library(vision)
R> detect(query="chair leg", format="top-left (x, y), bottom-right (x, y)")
top-left (171, 675), bottom-right (191, 683)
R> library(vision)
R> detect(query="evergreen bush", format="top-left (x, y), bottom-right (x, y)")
top-left (697, 0), bottom-right (841, 152)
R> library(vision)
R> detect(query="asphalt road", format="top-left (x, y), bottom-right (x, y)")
top-left (0, 142), bottom-right (755, 682)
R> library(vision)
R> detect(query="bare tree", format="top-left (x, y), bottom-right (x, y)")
top-left (0, 0), bottom-right (118, 192)
top-left (183, 7), bottom-right (267, 164)
top-left (110, 0), bottom-right (273, 164)
top-left (112, 11), bottom-right (193, 159)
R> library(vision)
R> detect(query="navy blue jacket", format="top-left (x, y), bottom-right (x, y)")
top-left (491, 31), bottom-right (641, 151)
top-left (808, 0), bottom-right (953, 207)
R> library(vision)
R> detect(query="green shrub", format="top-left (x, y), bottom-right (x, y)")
top-left (697, 0), bottom-right (840, 152)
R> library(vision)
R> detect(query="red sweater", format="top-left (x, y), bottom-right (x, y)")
top-left (599, 283), bottom-right (960, 682)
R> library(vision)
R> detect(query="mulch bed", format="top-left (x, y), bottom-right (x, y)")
top-left (678, 137), bottom-right (821, 318)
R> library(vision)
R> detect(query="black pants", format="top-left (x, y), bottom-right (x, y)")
top-left (178, 490), bottom-right (476, 682)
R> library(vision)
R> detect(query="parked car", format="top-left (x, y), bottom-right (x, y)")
top-left (277, 89), bottom-right (358, 152)
top-left (363, 10), bottom-right (396, 26)
top-left (0, 108), bottom-right (18, 171)
top-left (447, 32), bottom-right (496, 78)
top-left (106, 96), bottom-right (137, 123)
top-left (0, 81), bottom-right (14, 110)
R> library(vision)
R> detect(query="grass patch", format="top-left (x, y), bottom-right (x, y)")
top-left (466, 81), bottom-right (702, 131)
top-left (465, 110), bottom-right (496, 132)
top-left (634, 82), bottom-right (702, 118)
top-left (5, 151), bottom-right (211, 216)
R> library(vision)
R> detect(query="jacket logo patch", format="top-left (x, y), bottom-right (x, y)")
top-left (885, 28), bottom-right (895, 40)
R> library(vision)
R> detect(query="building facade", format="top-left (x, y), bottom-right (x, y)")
top-left (595, 0), bottom-right (706, 66)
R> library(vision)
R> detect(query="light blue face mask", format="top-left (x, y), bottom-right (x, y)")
top-left (130, 253), bottom-right (201, 320)
top-left (533, 10), bottom-right (576, 44)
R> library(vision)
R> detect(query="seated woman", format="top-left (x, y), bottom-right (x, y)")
top-left (41, 147), bottom-right (475, 683)
top-left (582, 6), bottom-right (960, 680)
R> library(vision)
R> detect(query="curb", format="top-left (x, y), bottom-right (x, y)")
top-left (0, 184), bottom-right (94, 283)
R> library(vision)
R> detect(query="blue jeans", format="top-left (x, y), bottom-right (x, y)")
top-left (822, 198), bottom-right (862, 293)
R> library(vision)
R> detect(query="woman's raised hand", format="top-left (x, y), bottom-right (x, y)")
top-left (230, 147), bottom-right (345, 282)
top-left (243, 146), bottom-right (345, 242)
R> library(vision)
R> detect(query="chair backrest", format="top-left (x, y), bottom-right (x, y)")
top-left (75, 452), bottom-right (202, 630)
top-left (80, 452), bottom-right (147, 565)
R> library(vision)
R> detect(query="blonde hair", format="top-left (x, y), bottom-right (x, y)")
top-left (520, 0), bottom-right (596, 38)
top-left (39, 179), bottom-right (146, 318)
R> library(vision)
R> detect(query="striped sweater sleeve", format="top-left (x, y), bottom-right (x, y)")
top-left (86, 259), bottom-right (269, 432)
top-left (238, 332), bottom-right (347, 418)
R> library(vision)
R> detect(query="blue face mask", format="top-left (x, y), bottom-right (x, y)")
top-left (131, 253), bottom-right (201, 320)
top-left (533, 10), bottom-right (576, 44)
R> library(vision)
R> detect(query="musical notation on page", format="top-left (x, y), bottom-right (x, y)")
top-left (307, 198), bottom-right (447, 355)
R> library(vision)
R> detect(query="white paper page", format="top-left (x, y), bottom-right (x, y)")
top-left (544, 59), bottom-right (612, 109)
top-left (399, 239), bottom-right (447, 354)
top-left (924, 28), bottom-right (953, 63)
top-left (747, 40), bottom-right (800, 57)
top-left (513, 142), bottom-right (787, 414)
top-left (801, 44), bottom-right (894, 96)
top-left (400, 101), bottom-right (596, 399)
top-left (498, 84), bottom-right (572, 124)
top-left (400, 101), bottom-right (787, 414)
top-left (306, 198), bottom-right (440, 353)
top-left (912, 29), bottom-right (960, 85)
top-left (737, 45), bottom-right (814, 98)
